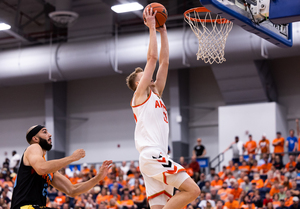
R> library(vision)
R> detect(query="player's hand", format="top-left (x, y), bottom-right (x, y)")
top-left (156, 24), bottom-right (167, 32)
top-left (97, 160), bottom-right (113, 180)
top-left (71, 149), bottom-right (85, 161)
top-left (144, 7), bottom-right (157, 29)
top-left (296, 119), bottom-right (299, 123)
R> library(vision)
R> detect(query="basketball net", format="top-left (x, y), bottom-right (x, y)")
top-left (184, 8), bottom-right (233, 64)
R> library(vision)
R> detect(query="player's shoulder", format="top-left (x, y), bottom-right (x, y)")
top-left (25, 143), bottom-right (43, 155)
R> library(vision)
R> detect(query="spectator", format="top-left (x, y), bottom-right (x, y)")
top-left (193, 138), bottom-right (206, 158)
top-left (250, 160), bottom-right (259, 174)
top-left (202, 181), bottom-right (211, 194)
top-left (216, 200), bottom-right (224, 209)
top-left (224, 194), bottom-right (239, 209)
top-left (285, 164), bottom-right (297, 179)
top-left (258, 134), bottom-right (270, 154)
top-left (290, 181), bottom-right (300, 196)
top-left (230, 182), bottom-right (243, 200)
top-left (85, 194), bottom-right (96, 209)
top-left (2, 185), bottom-right (12, 201)
top-left (128, 170), bottom-right (143, 187)
top-left (273, 132), bottom-right (285, 159)
top-left (132, 187), bottom-right (146, 209)
top-left (218, 166), bottom-right (227, 180)
top-left (197, 173), bottom-right (206, 190)
top-left (285, 190), bottom-right (293, 207)
top-left (274, 155), bottom-right (285, 171)
top-left (223, 136), bottom-right (244, 164)
top-left (273, 193), bottom-right (281, 208)
top-left (205, 201), bottom-right (213, 209)
top-left (107, 198), bottom-right (117, 209)
top-left (237, 171), bottom-right (246, 186)
top-left (73, 165), bottom-right (80, 176)
top-left (232, 163), bottom-right (240, 178)
top-left (198, 193), bottom-right (215, 209)
top-left (282, 176), bottom-right (292, 190)
top-left (289, 197), bottom-right (300, 209)
top-left (2, 158), bottom-right (9, 171)
top-left (240, 176), bottom-right (251, 193)
top-left (267, 202), bottom-right (274, 209)
top-left (263, 193), bottom-right (273, 207)
top-left (286, 129), bottom-right (298, 153)
top-left (109, 187), bottom-right (121, 201)
top-left (96, 187), bottom-right (109, 204)
top-left (179, 156), bottom-right (188, 168)
top-left (206, 168), bottom-right (216, 182)
top-left (260, 155), bottom-right (273, 175)
top-left (120, 161), bottom-right (130, 179)
top-left (10, 151), bottom-right (20, 173)
top-left (270, 181), bottom-right (280, 197)
top-left (278, 199), bottom-right (288, 209)
top-left (54, 191), bottom-right (66, 207)
top-left (242, 200), bottom-right (255, 209)
top-left (251, 173), bottom-right (264, 189)
top-left (278, 185), bottom-right (286, 200)
top-left (65, 166), bottom-right (73, 178)
top-left (210, 188), bottom-right (221, 202)
top-left (248, 154), bottom-right (255, 166)
top-left (244, 135), bottom-right (257, 155)
top-left (239, 161), bottom-right (250, 175)
top-left (211, 174), bottom-right (223, 190)
top-left (189, 156), bottom-right (200, 180)
top-left (250, 190), bottom-right (262, 207)
top-left (1, 190), bottom-right (11, 207)
top-left (90, 164), bottom-right (97, 177)
top-left (119, 188), bottom-right (134, 209)
top-left (285, 155), bottom-right (296, 172)
top-left (217, 182), bottom-right (231, 201)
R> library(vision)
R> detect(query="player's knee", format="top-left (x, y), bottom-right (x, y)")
top-left (188, 183), bottom-right (200, 199)
top-left (193, 185), bottom-right (201, 198)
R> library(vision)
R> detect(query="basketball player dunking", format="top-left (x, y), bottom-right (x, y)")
top-left (126, 8), bottom-right (200, 209)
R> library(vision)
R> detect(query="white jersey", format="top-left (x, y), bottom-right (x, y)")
top-left (131, 90), bottom-right (169, 153)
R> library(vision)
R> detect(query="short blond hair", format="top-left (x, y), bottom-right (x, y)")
top-left (126, 67), bottom-right (143, 91)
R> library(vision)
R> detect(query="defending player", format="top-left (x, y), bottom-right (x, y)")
top-left (11, 125), bottom-right (112, 209)
top-left (126, 7), bottom-right (200, 209)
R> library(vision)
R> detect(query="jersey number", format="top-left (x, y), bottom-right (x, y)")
top-left (163, 112), bottom-right (168, 124)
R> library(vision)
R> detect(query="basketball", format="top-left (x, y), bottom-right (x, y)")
top-left (143, 2), bottom-right (168, 28)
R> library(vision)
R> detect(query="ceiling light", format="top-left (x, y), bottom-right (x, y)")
top-left (0, 23), bottom-right (11, 31)
top-left (111, 2), bottom-right (143, 13)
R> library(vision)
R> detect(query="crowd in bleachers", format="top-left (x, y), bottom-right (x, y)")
top-left (1, 125), bottom-right (300, 209)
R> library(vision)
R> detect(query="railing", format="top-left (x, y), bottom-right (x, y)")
top-left (209, 152), bottom-right (224, 172)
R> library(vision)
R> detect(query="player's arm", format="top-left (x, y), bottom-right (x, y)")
top-left (25, 144), bottom-right (85, 175)
top-left (51, 160), bottom-right (112, 197)
top-left (134, 8), bottom-right (158, 103)
top-left (154, 24), bottom-right (169, 96)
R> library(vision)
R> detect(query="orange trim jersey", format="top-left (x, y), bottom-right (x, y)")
top-left (131, 90), bottom-right (169, 153)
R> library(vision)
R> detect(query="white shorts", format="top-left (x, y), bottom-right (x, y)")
top-left (139, 147), bottom-right (190, 206)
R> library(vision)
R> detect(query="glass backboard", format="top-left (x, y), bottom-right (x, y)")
top-left (199, 0), bottom-right (293, 47)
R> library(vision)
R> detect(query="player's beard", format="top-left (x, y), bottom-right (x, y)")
top-left (38, 137), bottom-right (52, 151)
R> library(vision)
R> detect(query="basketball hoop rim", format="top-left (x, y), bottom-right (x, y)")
top-left (184, 7), bottom-right (231, 24)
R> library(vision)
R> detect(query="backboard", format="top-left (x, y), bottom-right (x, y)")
top-left (199, 0), bottom-right (294, 47)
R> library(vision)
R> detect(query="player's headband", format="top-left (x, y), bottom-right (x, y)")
top-left (26, 125), bottom-right (44, 143)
